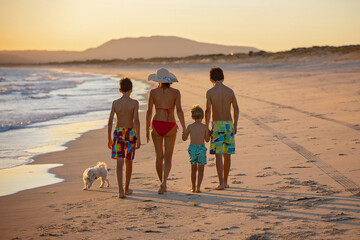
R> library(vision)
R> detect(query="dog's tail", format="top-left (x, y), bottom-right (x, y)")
top-left (96, 162), bottom-right (108, 169)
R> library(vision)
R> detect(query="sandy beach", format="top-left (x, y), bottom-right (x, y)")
top-left (0, 60), bottom-right (359, 239)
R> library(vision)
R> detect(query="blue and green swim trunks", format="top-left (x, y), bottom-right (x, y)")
top-left (210, 121), bottom-right (235, 154)
top-left (188, 144), bottom-right (207, 165)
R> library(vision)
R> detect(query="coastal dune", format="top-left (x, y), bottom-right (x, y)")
top-left (0, 60), bottom-right (359, 239)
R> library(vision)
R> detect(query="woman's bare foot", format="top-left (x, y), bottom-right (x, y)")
top-left (125, 189), bottom-right (133, 195)
top-left (118, 188), bottom-right (125, 198)
top-left (158, 184), bottom-right (166, 194)
top-left (196, 189), bottom-right (201, 193)
top-left (214, 184), bottom-right (225, 190)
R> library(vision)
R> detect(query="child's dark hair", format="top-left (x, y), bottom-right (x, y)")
top-left (210, 66), bottom-right (224, 81)
top-left (120, 77), bottom-right (132, 92)
top-left (191, 105), bottom-right (204, 120)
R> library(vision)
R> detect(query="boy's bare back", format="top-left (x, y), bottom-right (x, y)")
top-left (206, 84), bottom-right (237, 122)
top-left (112, 97), bottom-right (139, 128)
top-left (187, 122), bottom-right (209, 145)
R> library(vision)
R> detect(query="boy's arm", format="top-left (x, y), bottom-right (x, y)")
top-left (204, 125), bottom-right (210, 142)
top-left (145, 90), bottom-right (153, 143)
top-left (182, 125), bottom-right (190, 141)
top-left (107, 102), bottom-right (115, 149)
top-left (232, 93), bottom-right (239, 134)
top-left (175, 90), bottom-right (186, 133)
top-left (134, 101), bottom-right (141, 149)
top-left (205, 91), bottom-right (211, 127)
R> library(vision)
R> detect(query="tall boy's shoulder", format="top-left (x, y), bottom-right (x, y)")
top-left (112, 97), bottom-right (121, 104)
top-left (130, 97), bottom-right (139, 106)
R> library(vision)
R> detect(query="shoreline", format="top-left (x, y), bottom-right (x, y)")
top-left (1, 62), bottom-right (359, 239)
top-left (0, 68), bottom-right (150, 197)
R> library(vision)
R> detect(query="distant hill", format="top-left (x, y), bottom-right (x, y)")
top-left (0, 36), bottom-right (259, 64)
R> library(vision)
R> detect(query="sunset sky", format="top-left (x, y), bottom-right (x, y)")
top-left (0, 0), bottom-right (359, 52)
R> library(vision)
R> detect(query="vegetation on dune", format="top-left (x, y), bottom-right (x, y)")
top-left (2, 45), bottom-right (359, 66)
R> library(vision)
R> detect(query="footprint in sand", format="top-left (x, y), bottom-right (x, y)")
top-left (231, 180), bottom-right (243, 184)
top-left (234, 173), bottom-right (246, 176)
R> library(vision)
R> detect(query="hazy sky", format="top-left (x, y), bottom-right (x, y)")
top-left (0, 0), bottom-right (359, 52)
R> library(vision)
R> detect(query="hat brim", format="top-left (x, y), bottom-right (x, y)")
top-left (148, 72), bottom-right (178, 83)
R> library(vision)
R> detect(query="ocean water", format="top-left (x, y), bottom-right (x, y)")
top-left (0, 67), bottom-right (149, 196)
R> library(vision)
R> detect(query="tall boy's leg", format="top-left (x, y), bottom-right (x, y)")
top-left (191, 164), bottom-right (197, 192)
top-left (223, 154), bottom-right (231, 188)
top-left (125, 158), bottom-right (133, 195)
top-left (116, 158), bottom-right (125, 198)
top-left (215, 153), bottom-right (225, 190)
top-left (197, 165), bottom-right (205, 193)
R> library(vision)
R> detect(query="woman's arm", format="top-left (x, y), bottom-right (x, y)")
top-left (146, 90), bottom-right (154, 143)
top-left (175, 90), bottom-right (186, 132)
top-left (182, 125), bottom-right (190, 141)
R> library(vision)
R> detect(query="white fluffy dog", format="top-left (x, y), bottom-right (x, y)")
top-left (83, 162), bottom-right (110, 190)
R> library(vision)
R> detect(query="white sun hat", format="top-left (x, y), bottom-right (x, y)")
top-left (148, 68), bottom-right (178, 83)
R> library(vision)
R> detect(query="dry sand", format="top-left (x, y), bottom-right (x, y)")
top-left (0, 60), bottom-right (359, 239)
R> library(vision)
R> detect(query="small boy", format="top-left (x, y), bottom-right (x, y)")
top-left (182, 105), bottom-right (210, 193)
top-left (205, 66), bottom-right (239, 190)
top-left (107, 77), bottom-right (141, 198)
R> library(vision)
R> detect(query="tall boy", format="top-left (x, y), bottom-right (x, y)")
top-left (108, 77), bottom-right (141, 198)
top-left (205, 67), bottom-right (239, 190)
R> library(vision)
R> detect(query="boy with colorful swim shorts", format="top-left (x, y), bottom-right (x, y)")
top-left (182, 105), bottom-right (210, 193)
top-left (205, 66), bottom-right (239, 190)
top-left (107, 77), bottom-right (141, 198)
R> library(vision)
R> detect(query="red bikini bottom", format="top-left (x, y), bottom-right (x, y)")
top-left (152, 120), bottom-right (177, 136)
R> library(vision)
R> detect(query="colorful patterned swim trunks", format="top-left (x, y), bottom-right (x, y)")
top-left (210, 121), bottom-right (235, 154)
top-left (188, 144), bottom-right (207, 165)
top-left (112, 127), bottom-right (137, 160)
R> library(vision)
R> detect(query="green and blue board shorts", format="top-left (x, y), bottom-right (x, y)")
top-left (210, 121), bottom-right (235, 154)
top-left (188, 144), bottom-right (207, 165)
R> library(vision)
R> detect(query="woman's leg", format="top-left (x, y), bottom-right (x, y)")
top-left (151, 130), bottom-right (164, 182)
top-left (159, 127), bottom-right (177, 193)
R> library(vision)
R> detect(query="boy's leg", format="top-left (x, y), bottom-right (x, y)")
top-left (197, 165), bottom-right (205, 193)
top-left (125, 158), bottom-right (133, 195)
top-left (223, 153), bottom-right (231, 188)
top-left (215, 153), bottom-right (225, 190)
top-left (191, 164), bottom-right (197, 192)
top-left (151, 131), bottom-right (164, 182)
top-left (116, 158), bottom-right (125, 198)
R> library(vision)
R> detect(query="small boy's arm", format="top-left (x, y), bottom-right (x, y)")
top-left (204, 126), bottom-right (211, 142)
top-left (107, 102), bottom-right (115, 149)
